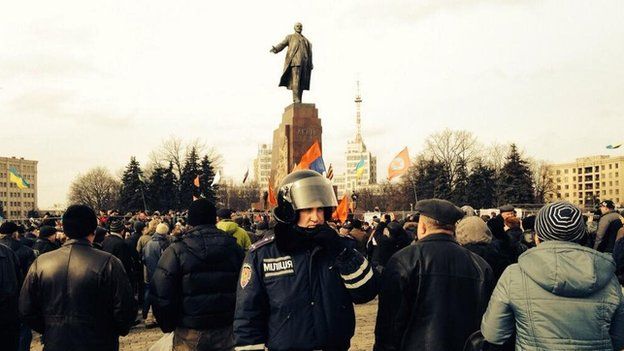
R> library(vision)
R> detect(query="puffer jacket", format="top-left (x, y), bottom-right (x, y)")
top-left (142, 233), bottom-right (170, 284)
top-left (481, 241), bottom-right (624, 350)
top-left (19, 238), bottom-right (137, 351)
top-left (217, 220), bottom-right (251, 250)
top-left (151, 225), bottom-right (245, 333)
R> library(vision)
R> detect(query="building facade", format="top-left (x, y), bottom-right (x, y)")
top-left (335, 82), bottom-right (377, 198)
top-left (0, 156), bottom-right (38, 219)
top-left (546, 155), bottom-right (624, 208)
top-left (253, 144), bottom-right (272, 192)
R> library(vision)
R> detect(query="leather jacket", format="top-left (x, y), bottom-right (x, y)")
top-left (19, 238), bottom-right (137, 351)
top-left (374, 234), bottom-right (494, 351)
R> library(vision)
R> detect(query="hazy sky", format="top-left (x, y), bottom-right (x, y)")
top-left (1, 0), bottom-right (623, 208)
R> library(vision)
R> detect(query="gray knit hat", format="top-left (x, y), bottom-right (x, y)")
top-left (535, 201), bottom-right (586, 242)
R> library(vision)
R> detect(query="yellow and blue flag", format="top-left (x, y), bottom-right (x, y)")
top-left (355, 158), bottom-right (366, 179)
top-left (606, 144), bottom-right (622, 149)
top-left (8, 167), bottom-right (30, 189)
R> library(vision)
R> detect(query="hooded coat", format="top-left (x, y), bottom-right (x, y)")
top-left (151, 225), bottom-right (245, 333)
top-left (481, 241), bottom-right (624, 350)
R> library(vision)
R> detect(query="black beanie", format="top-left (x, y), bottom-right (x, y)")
top-left (0, 222), bottom-right (19, 235)
top-left (188, 199), bottom-right (217, 226)
top-left (62, 205), bottom-right (98, 239)
top-left (39, 225), bottom-right (57, 238)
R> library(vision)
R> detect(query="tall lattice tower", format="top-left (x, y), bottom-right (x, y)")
top-left (354, 81), bottom-right (363, 143)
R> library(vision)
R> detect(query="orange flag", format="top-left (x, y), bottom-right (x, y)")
top-left (193, 175), bottom-right (200, 188)
top-left (332, 194), bottom-right (349, 223)
top-left (388, 147), bottom-right (410, 181)
top-left (293, 140), bottom-right (321, 171)
top-left (268, 184), bottom-right (277, 207)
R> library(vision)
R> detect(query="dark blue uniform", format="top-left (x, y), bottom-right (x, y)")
top-left (234, 230), bottom-right (378, 351)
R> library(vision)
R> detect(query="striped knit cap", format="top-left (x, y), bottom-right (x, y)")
top-left (535, 201), bottom-right (586, 242)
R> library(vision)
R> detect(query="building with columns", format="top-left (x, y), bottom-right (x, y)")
top-left (253, 144), bottom-right (272, 192)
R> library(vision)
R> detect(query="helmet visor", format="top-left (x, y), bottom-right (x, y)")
top-left (287, 176), bottom-right (338, 210)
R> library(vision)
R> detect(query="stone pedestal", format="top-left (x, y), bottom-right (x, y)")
top-left (270, 103), bottom-right (323, 188)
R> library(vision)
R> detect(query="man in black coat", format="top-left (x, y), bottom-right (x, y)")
top-left (102, 219), bottom-right (135, 277)
top-left (19, 204), bottom-right (136, 351)
top-left (0, 242), bottom-right (22, 351)
top-left (374, 199), bottom-right (494, 351)
top-left (32, 225), bottom-right (60, 256)
top-left (151, 199), bottom-right (245, 350)
top-left (0, 222), bottom-right (36, 277)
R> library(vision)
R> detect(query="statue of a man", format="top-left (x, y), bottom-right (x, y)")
top-left (270, 22), bottom-right (313, 103)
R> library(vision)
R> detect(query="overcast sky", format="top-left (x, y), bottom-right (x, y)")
top-left (1, 0), bottom-right (623, 208)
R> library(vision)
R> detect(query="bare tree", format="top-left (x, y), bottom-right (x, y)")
top-left (148, 135), bottom-right (223, 179)
top-left (68, 167), bottom-right (121, 211)
top-left (423, 129), bottom-right (479, 186)
top-left (530, 159), bottom-right (556, 203)
top-left (482, 141), bottom-right (509, 172)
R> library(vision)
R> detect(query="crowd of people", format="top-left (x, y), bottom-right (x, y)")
top-left (1, 169), bottom-right (624, 350)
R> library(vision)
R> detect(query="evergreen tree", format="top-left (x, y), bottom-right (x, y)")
top-left (412, 159), bottom-right (450, 201)
top-left (498, 144), bottom-right (535, 205)
top-left (119, 157), bottom-right (146, 212)
top-left (466, 162), bottom-right (497, 209)
top-left (451, 158), bottom-right (469, 205)
top-left (147, 163), bottom-right (178, 211)
top-left (199, 155), bottom-right (217, 205)
top-left (179, 147), bottom-right (201, 209)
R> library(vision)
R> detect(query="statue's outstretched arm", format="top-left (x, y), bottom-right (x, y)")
top-left (271, 36), bottom-right (290, 54)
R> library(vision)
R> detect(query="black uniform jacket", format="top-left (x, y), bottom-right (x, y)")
top-left (374, 233), bottom-right (494, 351)
top-left (19, 238), bottom-right (136, 351)
top-left (234, 225), bottom-right (378, 351)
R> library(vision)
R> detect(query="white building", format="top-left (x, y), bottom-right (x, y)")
top-left (253, 144), bottom-right (272, 192)
top-left (335, 82), bottom-right (377, 198)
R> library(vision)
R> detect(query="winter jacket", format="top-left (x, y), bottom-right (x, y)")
top-left (102, 233), bottom-right (136, 279)
top-left (217, 220), bottom-right (252, 250)
top-left (142, 233), bottom-right (170, 284)
top-left (0, 243), bottom-right (21, 327)
top-left (481, 241), bottom-right (624, 350)
top-left (374, 232), bottom-right (411, 270)
top-left (0, 235), bottom-right (36, 277)
top-left (374, 233), bottom-right (494, 351)
top-left (136, 233), bottom-right (152, 256)
top-left (32, 238), bottom-right (60, 256)
top-left (19, 238), bottom-right (136, 351)
top-left (464, 243), bottom-right (513, 284)
top-left (151, 225), bottom-right (245, 333)
top-left (595, 211), bottom-right (623, 253)
top-left (614, 231), bottom-right (624, 286)
top-left (234, 224), bottom-right (378, 351)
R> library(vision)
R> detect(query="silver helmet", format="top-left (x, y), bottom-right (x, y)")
top-left (273, 170), bottom-right (338, 224)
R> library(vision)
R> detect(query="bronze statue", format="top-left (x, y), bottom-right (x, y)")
top-left (270, 22), bottom-right (313, 103)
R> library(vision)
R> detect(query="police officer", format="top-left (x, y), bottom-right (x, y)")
top-left (234, 170), bottom-right (378, 351)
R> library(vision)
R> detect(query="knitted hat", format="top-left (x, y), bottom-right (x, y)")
top-left (188, 199), bottom-right (217, 226)
top-left (156, 223), bottom-right (169, 235)
top-left (535, 201), bottom-right (586, 242)
top-left (456, 216), bottom-right (492, 245)
top-left (39, 225), bottom-right (57, 238)
top-left (62, 204), bottom-right (98, 239)
top-left (216, 208), bottom-right (233, 220)
top-left (108, 219), bottom-right (125, 233)
top-left (0, 222), bottom-right (19, 235)
top-left (133, 221), bottom-right (146, 234)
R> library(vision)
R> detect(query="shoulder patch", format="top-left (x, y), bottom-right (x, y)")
top-left (249, 234), bottom-right (275, 252)
top-left (240, 263), bottom-right (252, 289)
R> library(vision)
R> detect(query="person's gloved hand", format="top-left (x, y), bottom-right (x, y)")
top-left (312, 225), bottom-right (346, 257)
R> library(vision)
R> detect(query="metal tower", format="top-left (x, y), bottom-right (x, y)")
top-left (355, 81), bottom-right (363, 143)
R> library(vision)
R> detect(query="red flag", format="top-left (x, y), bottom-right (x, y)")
top-left (268, 184), bottom-right (277, 207)
top-left (388, 147), bottom-right (410, 181)
top-left (332, 195), bottom-right (349, 223)
top-left (193, 175), bottom-right (200, 188)
top-left (294, 140), bottom-right (321, 171)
